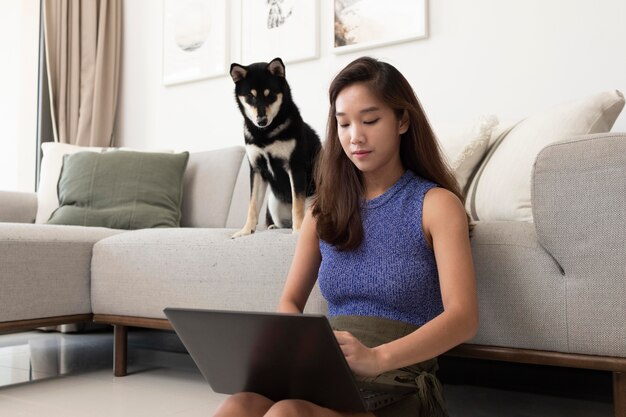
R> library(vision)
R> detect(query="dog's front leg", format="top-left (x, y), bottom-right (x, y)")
top-left (232, 171), bottom-right (266, 238)
top-left (287, 169), bottom-right (306, 233)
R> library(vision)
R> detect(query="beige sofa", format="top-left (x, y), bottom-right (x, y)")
top-left (1, 134), bottom-right (625, 415)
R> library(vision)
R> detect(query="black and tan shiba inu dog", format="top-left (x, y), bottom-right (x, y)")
top-left (230, 57), bottom-right (321, 238)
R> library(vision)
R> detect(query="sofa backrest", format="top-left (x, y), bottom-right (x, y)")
top-left (224, 155), bottom-right (269, 229)
top-left (181, 146), bottom-right (269, 229)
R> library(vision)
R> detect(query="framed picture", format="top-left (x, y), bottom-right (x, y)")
top-left (333, 0), bottom-right (428, 54)
top-left (162, 0), bottom-right (229, 86)
top-left (241, 0), bottom-right (319, 65)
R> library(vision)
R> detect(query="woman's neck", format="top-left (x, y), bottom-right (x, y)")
top-left (362, 164), bottom-right (406, 201)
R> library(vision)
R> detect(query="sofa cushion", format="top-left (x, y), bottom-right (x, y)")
top-left (48, 150), bottom-right (189, 229)
top-left (435, 115), bottom-right (499, 192)
top-left (0, 223), bottom-right (124, 322)
top-left (36, 143), bottom-right (175, 224)
top-left (181, 147), bottom-right (247, 228)
top-left (465, 90), bottom-right (625, 222)
top-left (91, 228), bottom-right (326, 318)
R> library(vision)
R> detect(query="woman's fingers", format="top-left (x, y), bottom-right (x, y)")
top-left (335, 330), bottom-right (368, 361)
top-left (334, 330), bottom-right (356, 356)
top-left (333, 331), bottom-right (380, 377)
top-left (333, 330), bottom-right (352, 340)
top-left (333, 330), bottom-right (354, 345)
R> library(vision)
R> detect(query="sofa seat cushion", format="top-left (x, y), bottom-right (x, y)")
top-left (468, 221), bottom-right (569, 353)
top-left (0, 223), bottom-right (125, 322)
top-left (91, 229), bottom-right (327, 319)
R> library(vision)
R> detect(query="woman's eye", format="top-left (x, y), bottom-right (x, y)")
top-left (364, 118), bottom-right (380, 125)
top-left (338, 122), bottom-right (349, 128)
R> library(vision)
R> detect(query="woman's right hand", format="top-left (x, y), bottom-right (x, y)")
top-left (334, 330), bottom-right (386, 377)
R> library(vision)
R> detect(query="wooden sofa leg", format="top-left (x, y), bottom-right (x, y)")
top-left (615, 372), bottom-right (626, 417)
top-left (114, 325), bottom-right (128, 377)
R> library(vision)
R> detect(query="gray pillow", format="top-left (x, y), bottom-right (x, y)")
top-left (47, 150), bottom-right (190, 229)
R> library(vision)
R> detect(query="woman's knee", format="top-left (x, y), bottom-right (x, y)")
top-left (213, 392), bottom-right (274, 416)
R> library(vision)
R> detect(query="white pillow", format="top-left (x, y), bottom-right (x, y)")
top-left (436, 115), bottom-right (499, 192)
top-left (36, 143), bottom-right (175, 224)
top-left (465, 90), bottom-right (625, 222)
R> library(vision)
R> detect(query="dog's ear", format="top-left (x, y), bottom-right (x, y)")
top-left (230, 63), bottom-right (247, 83)
top-left (267, 58), bottom-right (285, 78)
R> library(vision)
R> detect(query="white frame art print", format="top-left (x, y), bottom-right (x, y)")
top-left (333, 0), bottom-right (428, 54)
top-left (241, 0), bottom-right (319, 65)
top-left (162, 0), bottom-right (229, 86)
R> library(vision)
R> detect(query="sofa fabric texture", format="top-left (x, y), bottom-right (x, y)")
top-left (181, 146), bottom-right (246, 228)
top-left (533, 133), bottom-right (626, 357)
top-left (91, 228), bottom-right (326, 318)
top-left (0, 223), bottom-right (123, 322)
top-left (0, 191), bottom-right (37, 224)
top-left (468, 221), bottom-right (568, 352)
top-left (48, 150), bottom-right (190, 229)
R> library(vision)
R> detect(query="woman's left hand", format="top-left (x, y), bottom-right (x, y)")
top-left (334, 330), bottom-right (385, 377)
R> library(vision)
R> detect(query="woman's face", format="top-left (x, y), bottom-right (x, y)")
top-left (335, 83), bottom-right (409, 177)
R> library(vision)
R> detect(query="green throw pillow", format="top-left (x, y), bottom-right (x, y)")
top-left (47, 150), bottom-right (190, 229)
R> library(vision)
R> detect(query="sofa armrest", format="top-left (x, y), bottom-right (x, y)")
top-left (532, 132), bottom-right (626, 357)
top-left (0, 191), bottom-right (37, 223)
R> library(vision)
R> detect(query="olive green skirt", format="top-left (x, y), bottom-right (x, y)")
top-left (329, 315), bottom-right (449, 417)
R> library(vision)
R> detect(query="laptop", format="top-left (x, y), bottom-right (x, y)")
top-left (163, 308), bottom-right (414, 412)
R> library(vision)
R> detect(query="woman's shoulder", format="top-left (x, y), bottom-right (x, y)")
top-left (423, 187), bottom-right (467, 228)
top-left (424, 186), bottom-right (458, 201)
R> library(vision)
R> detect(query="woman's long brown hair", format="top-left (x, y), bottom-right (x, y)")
top-left (312, 57), bottom-right (464, 251)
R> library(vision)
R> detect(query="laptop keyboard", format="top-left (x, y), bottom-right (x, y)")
top-left (359, 388), bottom-right (401, 409)
top-left (359, 388), bottom-right (387, 399)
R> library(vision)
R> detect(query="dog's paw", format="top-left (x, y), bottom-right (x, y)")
top-left (268, 224), bottom-right (278, 230)
top-left (231, 228), bottom-right (255, 239)
top-left (291, 227), bottom-right (300, 235)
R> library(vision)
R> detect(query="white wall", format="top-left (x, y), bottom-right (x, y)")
top-left (0, 0), bottom-right (39, 192)
top-left (116, 0), bottom-right (626, 152)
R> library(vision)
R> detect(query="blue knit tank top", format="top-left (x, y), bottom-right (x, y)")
top-left (318, 170), bottom-right (443, 327)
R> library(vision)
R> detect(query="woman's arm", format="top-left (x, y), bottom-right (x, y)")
top-left (335, 188), bottom-right (478, 376)
top-left (277, 209), bottom-right (322, 314)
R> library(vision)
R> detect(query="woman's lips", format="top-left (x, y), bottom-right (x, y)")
top-left (353, 150), bottom-right (371, 159)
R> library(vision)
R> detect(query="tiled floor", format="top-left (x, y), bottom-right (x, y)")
top-left (0, 329), bottom-right (615, 417)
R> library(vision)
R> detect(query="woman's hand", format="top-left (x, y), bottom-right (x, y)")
top-left (334, 330), bottom-right (385, 377)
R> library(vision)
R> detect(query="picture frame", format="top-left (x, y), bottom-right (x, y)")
top-left (162, 0), bottom-right (229, 86)
top-left (241, 0), bottom-right (319, 65)
top-left (333, 0), bottom-right (428, 54)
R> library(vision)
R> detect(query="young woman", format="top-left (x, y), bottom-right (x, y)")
top-left (214, 57), bottom-right (478, 417)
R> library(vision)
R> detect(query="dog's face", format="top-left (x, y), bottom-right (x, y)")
top-left (230, 58), bottom-right (286, 128)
